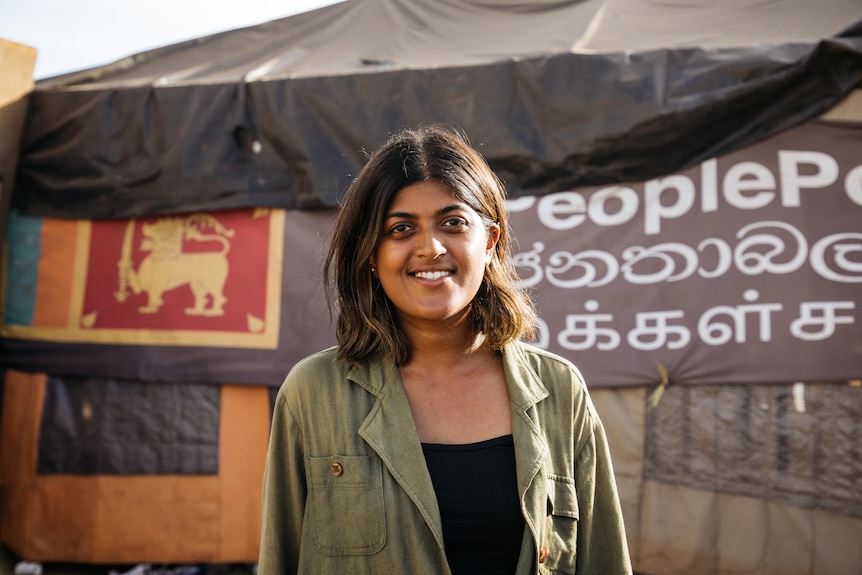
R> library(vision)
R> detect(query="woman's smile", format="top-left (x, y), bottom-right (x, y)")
top-left (412, 269), bottom-right (452, 281)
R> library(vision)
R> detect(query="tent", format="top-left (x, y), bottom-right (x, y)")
top-left (2, 0), bottom-right (862, 572)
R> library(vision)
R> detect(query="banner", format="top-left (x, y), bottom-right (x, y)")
top-left (1, 120), bottom-right (860, 387)
top-left (508, 120), bottom-right (862, 386)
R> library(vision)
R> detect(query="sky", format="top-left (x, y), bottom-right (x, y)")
top-left (0, 0), bottom-right (343, 80)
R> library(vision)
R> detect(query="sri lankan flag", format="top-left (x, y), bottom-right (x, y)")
top-left (1, 207), bottom-right (336, 385)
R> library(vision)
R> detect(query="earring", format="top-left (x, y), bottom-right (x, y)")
top-left (370, 263), bottom-right (376, 273)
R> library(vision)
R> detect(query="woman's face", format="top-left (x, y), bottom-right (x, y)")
top-left (371, 180), bottom-right (499, 330)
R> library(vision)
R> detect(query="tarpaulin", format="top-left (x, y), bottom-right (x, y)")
top-left (11, 0), bottom-right (862, 219)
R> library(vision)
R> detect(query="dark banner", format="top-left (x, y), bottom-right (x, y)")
top-left (508, 120), bottom-right (862, 385)
top-left (1, 120), bottom-right (860, 387)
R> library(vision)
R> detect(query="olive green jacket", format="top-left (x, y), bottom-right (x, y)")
top-left (258, 341), bottom-right (632, 575)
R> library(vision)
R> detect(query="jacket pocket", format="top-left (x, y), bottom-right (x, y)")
top-left (542, 474), bottom-right (579, 574)
top-left (306, 454), bottom-right (386, 556)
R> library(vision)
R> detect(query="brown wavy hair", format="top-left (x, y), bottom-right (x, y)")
top-left (324, 125), bottom-right (535, 365)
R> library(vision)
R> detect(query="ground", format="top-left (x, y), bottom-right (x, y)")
top-left (0, 547), bottom-right (254, 575)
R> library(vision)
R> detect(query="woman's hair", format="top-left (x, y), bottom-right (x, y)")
top-left (324, 124), bottom-right (535, 365)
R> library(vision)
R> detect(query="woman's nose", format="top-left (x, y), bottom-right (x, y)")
top-left (415, 229), bottom-right (446, 259)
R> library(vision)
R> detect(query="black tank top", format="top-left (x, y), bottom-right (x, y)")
top-left (421, 434), bottom-right (524, 575)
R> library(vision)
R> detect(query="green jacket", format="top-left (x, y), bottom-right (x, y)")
top-left (258, 341), bottom-right (632, 575)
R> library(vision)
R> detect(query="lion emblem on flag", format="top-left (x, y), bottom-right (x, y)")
top-left (114, 213), bottom-right (235, 316)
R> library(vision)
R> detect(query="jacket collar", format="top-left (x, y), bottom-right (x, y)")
top-left (501, 341), bottom-right (550, 410)
top-left (345, 341), bottom-right (550, 403)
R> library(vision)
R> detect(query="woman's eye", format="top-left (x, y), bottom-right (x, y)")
top-left (443, 217), bottom-right (467, 229)
top-left (389, 223), bottom-right (412, 235)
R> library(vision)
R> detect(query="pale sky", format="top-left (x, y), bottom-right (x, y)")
top-left (0, 0), bottom-right (343, 79)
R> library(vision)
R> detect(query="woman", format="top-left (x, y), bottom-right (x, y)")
top-left (258, 125), bottom-right (632, 575)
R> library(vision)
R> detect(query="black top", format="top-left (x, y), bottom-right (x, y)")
top-left (422, 434), bottom-right (524, 575)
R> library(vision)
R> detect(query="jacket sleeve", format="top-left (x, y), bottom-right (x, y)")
top-left (574, 395), bottom-right (633, 574)
top-left (258, 385), bottom-right (306, 575)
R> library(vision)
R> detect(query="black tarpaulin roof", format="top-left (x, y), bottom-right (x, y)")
top-left (14, 0), bottom-right (862, 219)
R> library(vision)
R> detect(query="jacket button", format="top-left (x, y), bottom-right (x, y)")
top-left (330, 462), bottom-right (343, 476)
top-left (539, 545), bottom-right (548, 564)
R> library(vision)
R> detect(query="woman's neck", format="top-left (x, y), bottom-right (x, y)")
top-left (400, 315), bottom-right (486, 369)
top-left (398, 324), bottom-right (510, 445)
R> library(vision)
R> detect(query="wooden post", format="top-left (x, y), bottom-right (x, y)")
top-left (0, 38), bottom-right (37, 249)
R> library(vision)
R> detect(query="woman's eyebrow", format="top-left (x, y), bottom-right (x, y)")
top-left (436, 204), bottom-right (463, 216)
top-left (383, 210), bottom-right (415, 221)
top-left (383, 204), bottom-right (464, 221)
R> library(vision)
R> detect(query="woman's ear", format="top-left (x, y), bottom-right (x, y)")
top-left (486, 223), bottom-right (500, 257)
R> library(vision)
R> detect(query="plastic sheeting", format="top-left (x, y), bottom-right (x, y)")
top-left (12, 0), bottom-right (862, 219)
top-left (644, 381), bottom-right (862, 520)
top-left (590, 383), bottom-right (862, 575)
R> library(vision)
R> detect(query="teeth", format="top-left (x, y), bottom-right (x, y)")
top-left (414, 271), bottom-right (451, 280)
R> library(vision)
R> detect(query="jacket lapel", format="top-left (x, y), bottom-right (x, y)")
top-left (351, 360), bottom-right (447, 550)
top-left (503, 343), bottom-right (551, 547)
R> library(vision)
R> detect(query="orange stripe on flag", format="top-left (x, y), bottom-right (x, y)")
top-left (32, 218), bottom-right (78, 328)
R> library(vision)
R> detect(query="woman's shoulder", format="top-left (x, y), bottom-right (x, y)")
top-left (287, 345), bottom-right (341, 374)
top-left (507, 340), bottom-right (587, 387)
top-left (276, 346), bottom-right (344, 396)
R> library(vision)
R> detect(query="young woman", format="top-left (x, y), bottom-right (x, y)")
top-left (258, 125), bottom-right (632, 575)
